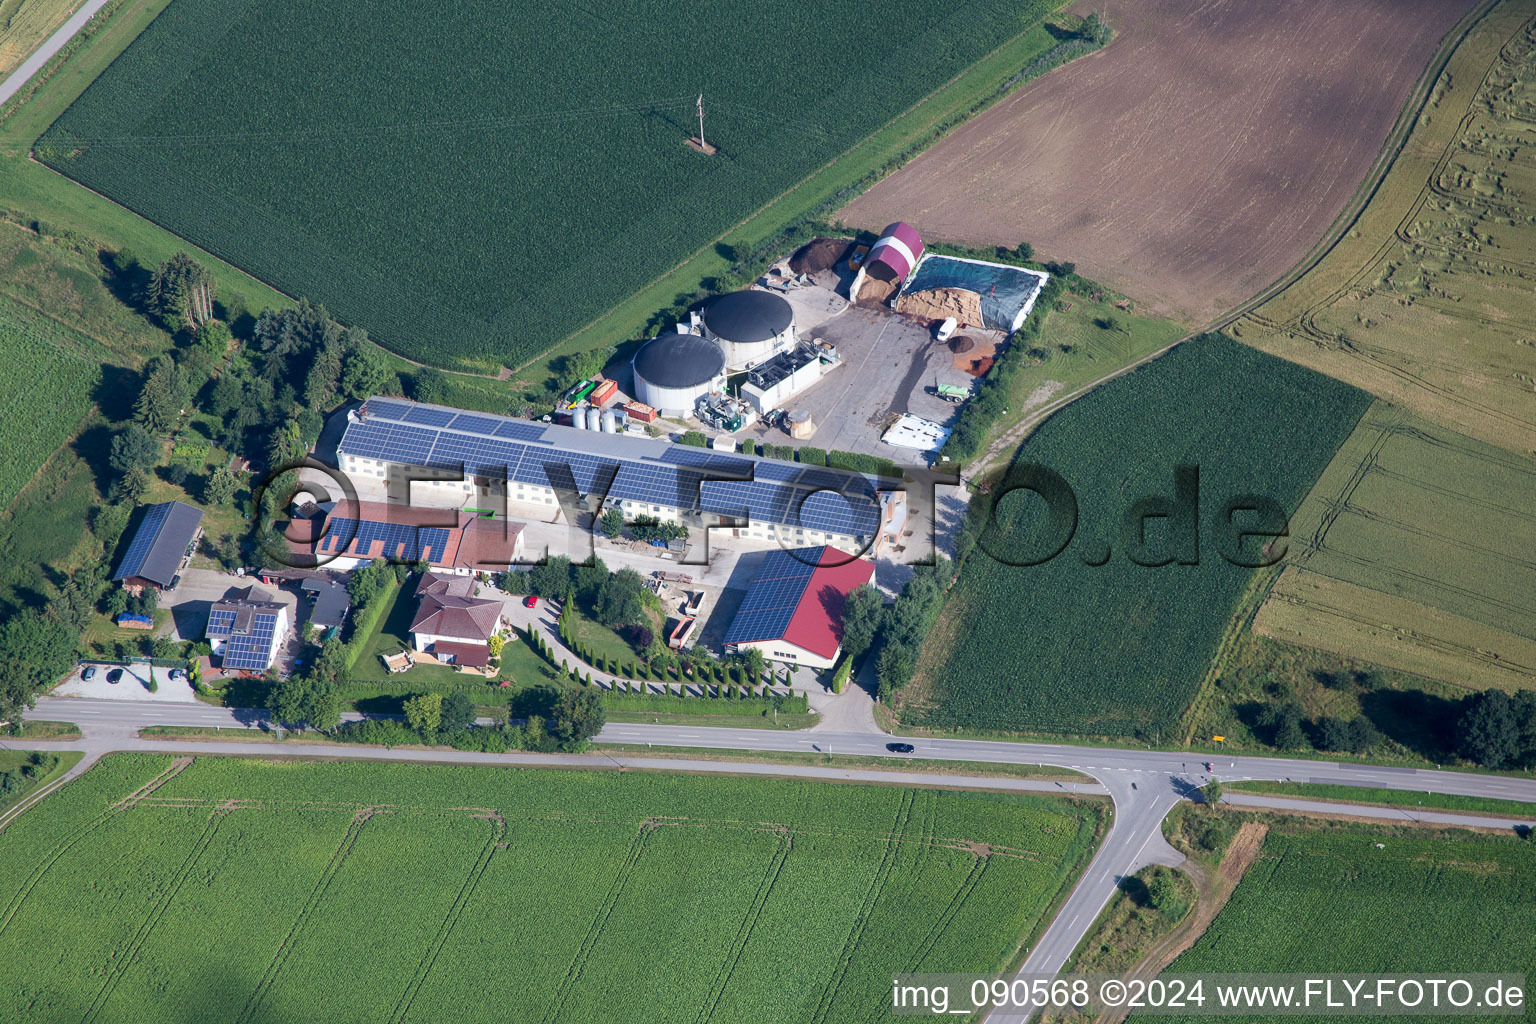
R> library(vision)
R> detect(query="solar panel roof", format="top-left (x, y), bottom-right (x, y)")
top-left (112, 500), bottom-right (204, 586)
top-left (206, 606), bottom-right (283, 671)
top-left (341, 398), bottom-right (884, 537)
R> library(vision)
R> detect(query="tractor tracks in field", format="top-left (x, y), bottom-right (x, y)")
top-left (808, 789), bottom-right (915, 1024)
top-left (692, 830), bottom-right (793, 1024)
top-left (0, 755), bottom-right (192, 942)
top-left (389, 813), bottom-right (508, 1024)
top-left (81, 805), bottom-right (232, 1024)
top-left (234, 806), bottom-right (381, 1024)
top-left (538, 822), bottom-right (654, 1024)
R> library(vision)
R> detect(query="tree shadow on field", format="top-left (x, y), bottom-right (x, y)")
top-left (93, 364), bottom-right (142, 424)
top-left (1359, 688), bottom-right (1461, 762)
top-left (72, 422), bottom-right (119, 494)
top-left (98, 248), bottom-right (148, 315)
top-left (1117, 873), bottom-right (1151, 906)
top-left (1044, 21), bottom-right (1078, 41)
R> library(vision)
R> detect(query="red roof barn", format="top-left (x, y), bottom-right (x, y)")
top-left (723, 546), bottom-right (875, 668)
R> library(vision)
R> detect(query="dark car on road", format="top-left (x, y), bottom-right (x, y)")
top-left (106, 668), bottom-right (123, 685)
top-left (886, 742), bottom-right (915, 754)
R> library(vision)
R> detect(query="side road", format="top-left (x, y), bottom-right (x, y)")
top-left (0, 0), bottom-right (113, 105)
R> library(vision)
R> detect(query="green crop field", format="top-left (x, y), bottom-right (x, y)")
top-left (0, 299), bottom-right (100, 514)
top-left (1255, 400), bottom-right (1536, 691)
top-left (903, 335), bottom-right (1371, 739)
top-left (1150, 822), bottom-right (1536, 1024)
top-left (37, 0), bottom-right (1057, 372)
top-left (0, 754), bottom-right (1101, 1022)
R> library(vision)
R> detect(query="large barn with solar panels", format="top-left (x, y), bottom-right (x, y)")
top-left (204, 586), bottom-right (289, 673)
top-left (722, 546), bottom-right (875, 669)
top-left (111, 500), bottom-right (204, 593)
top-left (336, 398), bottom-right (888, 553)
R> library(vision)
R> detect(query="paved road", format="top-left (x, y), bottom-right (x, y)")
top-left (1221, 791), bottom-right (1535, 831)
top-left (0, 0), bottom-right (112, 106)
top-left (22, 695), bottom-right (1536, 1022)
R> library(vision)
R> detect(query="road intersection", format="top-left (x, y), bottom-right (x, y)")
top-left (15, 693), bottom-right (1536, 1022)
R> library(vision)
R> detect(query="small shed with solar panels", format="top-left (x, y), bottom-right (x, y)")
top-left (111, 500), bottom-right (204, 593)
top-left (722, 546), bottom-right (875, 669)
top-left (204, 586), bottom-right (289, 673)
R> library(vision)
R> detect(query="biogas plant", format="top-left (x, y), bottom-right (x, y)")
top-left (555, 223), bottom-right (1050, 461)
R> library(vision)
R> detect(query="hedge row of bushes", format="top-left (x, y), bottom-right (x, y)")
top-left (603, 691), bottom-right (808, 715)
top-left (338, 577), bottom-right (399, 673)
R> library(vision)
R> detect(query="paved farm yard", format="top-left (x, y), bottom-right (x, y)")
top-left (0, 754), bottom-right (1103, 1024)
top-left (739, 300), bottom-right (989, 458)
top-left (842, 0), bottom-right (1476, 325)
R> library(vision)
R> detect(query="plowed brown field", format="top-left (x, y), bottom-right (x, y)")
top-left (841, 0), bottom-right (1474, 324)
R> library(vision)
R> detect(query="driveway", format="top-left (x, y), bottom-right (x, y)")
top-left (160, 567), bottom-right (302, 643)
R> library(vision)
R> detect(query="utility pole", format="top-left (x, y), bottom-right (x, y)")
top-left (696, 94), bottom-right (706, 150)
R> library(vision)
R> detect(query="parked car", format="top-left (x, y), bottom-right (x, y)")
top-left (934, 317), bottom-right (958, 342)
top-left (81, 666), bottom-right (97, 681)
top-left (168, 668), bottom-right (185, 681)
top-left (106, 668), bottom-right (123, 685)
top-left (523, 595), bottom-right (538, 608)
top-left (886, 742), bottom-right (916, 754)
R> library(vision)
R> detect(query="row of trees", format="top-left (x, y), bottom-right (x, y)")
top-left (1458, 689), bottom-right (1536, 769)
top-left (831, 562), bottom-right (950, 702)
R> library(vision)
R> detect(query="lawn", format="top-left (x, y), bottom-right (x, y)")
top-left (902, 334), bottom-right (1371, 740)
top-left (1154, 820), bottom-right (1536, 1024)
top-left (36, 0), bottom-right (1061, 372)
top-left (0, 754), bottom-right (1103, 1022)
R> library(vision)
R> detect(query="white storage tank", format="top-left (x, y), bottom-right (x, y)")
top-left (632, 332), bottom-right (727, 418)
top-left (701, 290), bottom-right (795, 369)
top-left (585, 406), bottom-right (602, 430)
top-left (600, 409), bottom-right (618, 433)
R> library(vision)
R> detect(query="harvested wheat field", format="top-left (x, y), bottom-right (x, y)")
top-left (842, 0), bottom-right (1474, 325)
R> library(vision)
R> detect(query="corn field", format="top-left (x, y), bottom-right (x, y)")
top-left (0, 754), bottom-right (1100, 1022)
top-left (39, 0), bottom-right (1053, 370)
